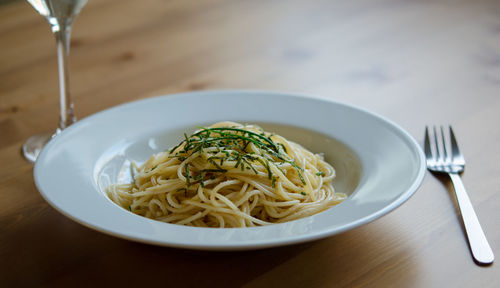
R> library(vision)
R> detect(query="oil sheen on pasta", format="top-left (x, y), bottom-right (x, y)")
top-left (106, 122), bottom-right (354, 228)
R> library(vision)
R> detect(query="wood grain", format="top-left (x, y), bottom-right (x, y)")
top-left (1, 0), bottom-right (499, 287)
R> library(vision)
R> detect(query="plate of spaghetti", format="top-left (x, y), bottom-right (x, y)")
top-left (34, 90), bottom-right (425, 250)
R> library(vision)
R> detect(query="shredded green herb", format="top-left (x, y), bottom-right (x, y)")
top-left (301, 191), bottom-right (307, 196)
top-left (168, 126), bottom-right (306, 189)
top-left (271, 176), bottom-right (277, 188)
top-left (316, 171), bottom-right (323, 176)
top-left (184, 163), bottom-right (192, 187)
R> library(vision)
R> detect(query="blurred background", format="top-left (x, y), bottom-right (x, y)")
top-left (2, 0), bottom-right (500, 135)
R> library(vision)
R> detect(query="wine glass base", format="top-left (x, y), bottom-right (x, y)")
top-left (22, 132), bottom-right (53, 163)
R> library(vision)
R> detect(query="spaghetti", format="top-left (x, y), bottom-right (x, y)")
top-left (106, 122), bottom-right (346, 227)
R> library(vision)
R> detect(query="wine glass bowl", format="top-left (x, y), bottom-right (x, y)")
top-left (27, 0), bottom-right (86, 20)
top-left (22, 0), bottom-right (88, 163)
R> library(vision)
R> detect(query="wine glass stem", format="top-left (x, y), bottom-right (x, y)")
top-left (53, 21), bottom-right (76, 132)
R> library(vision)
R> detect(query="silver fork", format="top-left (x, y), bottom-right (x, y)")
top-left (425, 126), bottom-right (494, 265)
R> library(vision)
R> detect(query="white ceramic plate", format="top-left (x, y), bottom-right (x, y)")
top-left (34, 90), bottom-right (425, 250)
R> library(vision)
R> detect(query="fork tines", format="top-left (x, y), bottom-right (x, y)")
top-left (424, 125), bottom-right (465, 173)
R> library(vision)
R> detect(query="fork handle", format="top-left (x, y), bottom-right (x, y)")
top-left (449, 173), bottom-right (494, 265)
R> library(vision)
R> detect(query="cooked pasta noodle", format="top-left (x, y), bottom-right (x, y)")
top-left (106, 122), bottom-right (346, 228)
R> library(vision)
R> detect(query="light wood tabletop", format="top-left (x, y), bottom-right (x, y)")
top-left (1, 0), bottom-right (499, 287)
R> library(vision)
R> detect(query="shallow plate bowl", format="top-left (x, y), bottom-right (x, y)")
top-left (34, 90), bottom-right (425, 250)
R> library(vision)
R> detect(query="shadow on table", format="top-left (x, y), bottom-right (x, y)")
top-left (0, 203), bottom-right (421, 287)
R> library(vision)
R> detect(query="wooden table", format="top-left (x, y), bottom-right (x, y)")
top-left (1, 0), bottom-right (499, 286)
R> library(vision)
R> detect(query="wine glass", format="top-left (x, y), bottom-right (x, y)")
top-left (22, 0), bottom-right (88, 163)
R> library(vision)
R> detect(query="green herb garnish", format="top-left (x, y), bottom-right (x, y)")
top-left (168, 126), bottom-right (306, 189)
